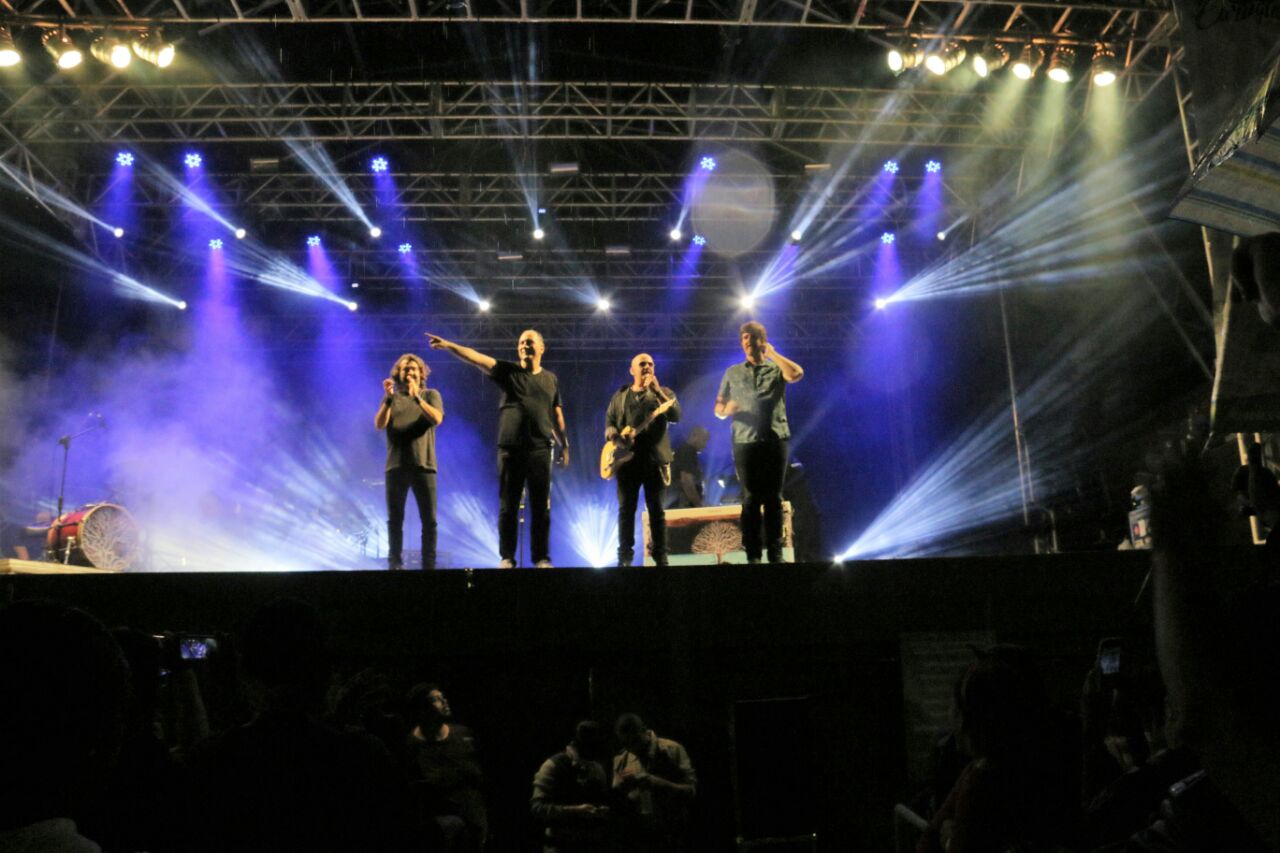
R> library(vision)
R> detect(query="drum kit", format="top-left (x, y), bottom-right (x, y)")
top-left (45, 502), bottom-right (141, 572)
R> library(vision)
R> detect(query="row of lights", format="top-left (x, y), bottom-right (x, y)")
top-left (888, 39), bottom-right (1118, 86)
top-left (0, 27), bottom-right (175, 70)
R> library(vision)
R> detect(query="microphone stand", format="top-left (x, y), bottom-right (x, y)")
top-left (55, 418), bottom-right (106, 521)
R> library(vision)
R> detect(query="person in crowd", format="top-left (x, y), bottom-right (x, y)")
top-left (530, 720), bottom-right (613, 853)
top-left (181, 599), bottom-right (412, 853)
top-left (604, 353), bottom-right (682, 566)
top-left (1148, 453), bottom-right (1280, 851)
top-left (612, 712), bottom-right (696, 852)
top-left (668, 426), bottom-right (709, 510)
top-left (916, 646), bottom-right (1079, 853)
top-left (428, 330), bottom-right (569, 568)
top-left (404, 683), bottom-right (487, 852)
top-left (714, 321), bottom-right (803, 564)
top-left (0, 600), bottom-right (128, 853)
top-left (375, 352), bottom-right (444, 570)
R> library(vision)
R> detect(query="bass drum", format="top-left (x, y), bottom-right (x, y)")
top-left (46, 503), bottom-right (140, 571)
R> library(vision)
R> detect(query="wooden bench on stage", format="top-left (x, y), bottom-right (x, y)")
top-left (0, 558), bottom-right (121, 575)
top-left (642, 502), bottom-right (794, 566)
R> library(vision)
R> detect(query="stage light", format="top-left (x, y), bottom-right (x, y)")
top-left (549, 162), bottom-right (579, 175)
top-left (937, 231), bottom-right (947, 241)
top-left (596, 297), bottom-right (611, 312)
top-left (184, 152), bottom-right (202, 169)
top-left (925, 42), bottom-right (966, 76)
top-left (925, 160), bottom-right (942, 174)
top-left (699, 156), bottom-right (717, 172)
top-left (1091, 45), bottom-right (1118, 87)
top-left (477, 299), bottom-right (492, 312)
top-left (669, 227), bottom-right (683, 241)
top-left (1012, 43), bottom-right (1043, 80)
top-left (112, 226), bottom-right (124, 239)
top-left (370, 156), bottom-right (389, 174)
top-left (234, 227), bottom-right (246, 240)
top-left (369, 225), bottom-right (382, 239)
top-left (973, 42), bottom-right (1008, 77)
top-left (398, 242), bottom-right (412, 255)
top-left (350, 282), bottom-right (359, 288)
top-left (91, 36), bottom-right (132, 69)
top-left (740, 294), bottom-right (755, 310)
top-left (1047, 46), bottom-right (1075, 83)
top-left (881, 232), bottom-right (895, 245)
top-left (883, 160), bottom-right (900, 174)
top-left (537, 207), bottom-right (547, 214)
top-left (115, 151), bottom-right (134, 167)
top-left (177, 300), bottom-right (188, 310)
top-left (347, 301), bottom-right (358, 311)
top-left (692, 235), bottom-right (707, 247)
top-left (209, 238), bottom-right (223, 250)
top-left (532, 227), bottom-right (545, 240)
top-left (43, 30), bottom-right (82, 70)
top-left (887, 38), bottom-right (923, 74)
top-left (790, 229), bottom-right (803, 242)
top-left (131, 32), bottom-right (175, 68)
top-left (874, 297), bottom-right (889, 310)
top-left (0, 28), bottom-right (20, 67)
top-left (306, 235), bottom-right (321, 248)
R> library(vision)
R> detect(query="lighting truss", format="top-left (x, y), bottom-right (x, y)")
top-left (0, 81), bottom-right (1074, 147)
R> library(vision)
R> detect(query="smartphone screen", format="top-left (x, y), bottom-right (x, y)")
top-left (179, 636), bottom-right (217, 661)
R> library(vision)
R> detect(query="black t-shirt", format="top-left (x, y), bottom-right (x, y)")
top-left (384, 389), bottom-right (442, 472)
top-left (489, 360), bottom-right (562, 448)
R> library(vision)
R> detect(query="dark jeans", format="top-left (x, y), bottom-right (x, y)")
top-left (616, 456), bottom-right (668, 564)
top-left (498, 445), bottom-right (552, 564)
top-left (732, 440), bottom-right (789, 561)
top-left (386, 466), bottom-right (437, 569)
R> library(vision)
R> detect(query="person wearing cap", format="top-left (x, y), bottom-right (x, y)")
top-left (530, 721), bottom-right (613, 853)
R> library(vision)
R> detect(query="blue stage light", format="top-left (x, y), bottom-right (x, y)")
top-left (116, 152), bottom-right (134, 168)
top-left (699, 156), bottom-right (717, 172)
top-left (925, 160), bottom-right (942, 174)
top-left (883, 160), bottom-right (899, 174)
top-left (370, 156), bottom-right (389, 174)
top-left (209, 238), bottom-right (223, 250)
top-left (184, 152), bottom-right (202, 169)
top-left (881, 232), bottom-right (895, 244)
top-left (874, 297), bottom-right (888, 310)
top-left (398, 242), bottom-right (412, 255)
top-left (306, 235), bottom-right (321, 248)
top-left (693, 234), bottom-right (707, 246)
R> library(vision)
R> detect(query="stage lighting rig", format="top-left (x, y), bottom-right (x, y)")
top-left (669, 227), bottom-right (683, 242)
top-left (887, 37), bottom-right (924, 74)
top-left (692, 235), bottom-right (707, 247)
top-left (306, 235), bottom-right (321, 248)
top-left (0, 28), bottom-right (20, 67)
top-left (1091, 45), bottom-right (1118, 87)
top-left (596, 297), bottom-right (612, 312)
top-left (790, 229), bottom-right (803, 242)
top-left (43, 29), bottom-right (82, 69)
top-left (91, 35), bottom-right (132, 69)
top-left (973, 42), bottom-right (1008, 77)
top-left (1011, 43), bottom-right (1043, 80)
top-left (112, 227), bottom-right (124, 238)
top-left (116, 152), bottom-right (134, 167)
top-left (881, 232), bottom-right (895, 245)
top-left (925, 43), bottom-right (966, 77)
top-left (477, 299), bottom-right (492, 312)
top-left (369, 225), bottom-right (382, 239)
top-left (532, 227), bottom-right (545, 240)
top-left (1047, 46), bottom-right (1076, 84)
top-left (234, 227), bottom-right (246, 240)
top-left (131, 32), bottom-right (175, 68)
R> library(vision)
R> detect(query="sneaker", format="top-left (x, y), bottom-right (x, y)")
top-left (498, 558), bottom-right (516, 569)
top-left (534, 559), bottom-right (554, 569)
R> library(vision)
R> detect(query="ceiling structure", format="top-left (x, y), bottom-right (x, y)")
top-left (0, 0), bottom-right (1185, 337)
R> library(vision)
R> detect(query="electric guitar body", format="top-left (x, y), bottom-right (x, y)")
top-left (599, 397), bottom-right (676, 480)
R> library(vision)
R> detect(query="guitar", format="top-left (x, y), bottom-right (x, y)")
top-left (599, 396), bottom-right (677, 480)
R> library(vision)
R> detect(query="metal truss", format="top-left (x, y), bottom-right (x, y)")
top-left (265, 311), bottom-right (864, 353)
top-left (0, 80), bottom-right (1048, 148)
top-left (245, 245), bottom-right (938, 291)
top-left (79, 168), bottom-right (984, 225)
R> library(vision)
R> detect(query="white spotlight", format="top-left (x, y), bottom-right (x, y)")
top-left (669, 227), bottom-right (683, 242)
top-left (925, 43), bottom-right (967, 76)
top-left (369, 225), bottom-right (382, 239)
top-left (0, 27), bottom-right (20, 67)
top-left (1091, 45), bottom-right (1118, 87)
top-left (346, 301), bottom-right (358, 311)
top-left (936, 231), bottom-right (947, 241)
top-left (234, 227), bottom-right (246, 240)
top-left (740, 294), bottom-right (756, 310)
top-left (790, 229), bottom-right (803, 242)
top-left (112, 226), bottom-right (124, 239)
top-left (177, 300), bottom-right (188, 310)
top-left (874, 297), bottom-right (889, 310)
top-left (596, 297), bottom-right (611, 312)
top-left (90, 36), bottom-right (132, 69)
top-left (532, 227), bottom-right (545, 241)
top-left (43, 30), bottom-right (82, 69)
top-left (131, 32), bottom-right (175, 68)
top-left (1012, 44), bottom-right (1043, 80)
top-left (478, 299), bottom-right (492, 312)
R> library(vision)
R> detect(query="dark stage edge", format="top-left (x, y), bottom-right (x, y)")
top-left (3, 554), bottom-right (1160, 655)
